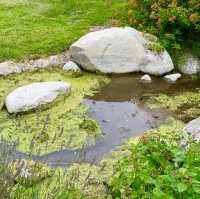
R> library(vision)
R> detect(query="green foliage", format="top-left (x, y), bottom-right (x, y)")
top-left (127, 0), bottom-right (200, 57)
top-left (110, 130), bottom-right (200, 198)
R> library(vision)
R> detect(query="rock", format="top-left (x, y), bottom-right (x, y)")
top-left (63, 61), bottom-right (81, 73)
top-left (0, 53), bottom-right (69, 76)
top-left (164, 73), bottom-right (181, 83)
top-left (141, 74), bottom-right (152, 82)
top-left (183, 117), bottom-right (200, 141)
top-left (177, 53), bottom-right (200, 75)
top-left (70, 27), bottom-right (174, 75)
top-left (29, 55), bottom-right (66, 70)
top-left (0, 61), bottom-right (25, 76)
top-left (5, 82), bottom-right (71, 113)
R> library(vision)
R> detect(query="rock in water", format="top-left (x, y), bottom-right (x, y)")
top-left (164, 73), bottom-right (182, 83)
top-left (141, 74), bottom-right (152, 82)
top-left (63, 61), bottom-right (81, 73)
top-left (177, 53), bottom-right (200, 75)
top-left (70, 27), bottom-right (174, 75)
top-left (183, 117), bottom-right (200, 141)
top-left (5, 82), bottom-right (71, 113)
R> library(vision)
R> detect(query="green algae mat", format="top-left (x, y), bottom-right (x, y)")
top-left (0, 68), bottom-right (110, 154)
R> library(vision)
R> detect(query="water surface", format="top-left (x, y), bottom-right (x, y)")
top-left (14, 74), bottom-right (200, 167)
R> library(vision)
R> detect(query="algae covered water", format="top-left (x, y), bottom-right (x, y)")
top-left (14, 73), bottom-right (200, 167)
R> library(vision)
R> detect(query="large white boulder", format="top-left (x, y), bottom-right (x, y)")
top-left (69, 27), bottom-right (174, 75)
top-left (5, 82), bottom-right (71, 113)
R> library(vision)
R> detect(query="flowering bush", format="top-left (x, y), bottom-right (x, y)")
top-left (127, 0), bottom-right (200, 56)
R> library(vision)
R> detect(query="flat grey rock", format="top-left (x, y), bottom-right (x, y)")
top-left (0, 61), bottom-right (24, 76)
top-left (29, 55), bottom-right (66, 70)
top-left (177, 53), bottom-right (200, 75)
top-left (183, 117), bottom-right (200, 141)
top-left (5, 82), bottom-right (71, 113)
top-left (0, 54), bottom-right (68, 76)
top-left (70, 27), bottom-right (174, 75)
top-left (63, 61), bottom-right (81, 73)
top-left (164, 73), bottom-right (182, 83)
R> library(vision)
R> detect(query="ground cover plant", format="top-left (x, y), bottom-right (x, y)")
top-left (110, 120), bottom-right (200, 198)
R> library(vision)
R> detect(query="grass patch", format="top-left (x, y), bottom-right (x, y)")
top-left (0, 68), bottom-right (110, 154)
top-left (0, 0), bottom-right (127, 62)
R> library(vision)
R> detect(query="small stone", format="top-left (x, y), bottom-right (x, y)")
top-left (102, 119), bottom-right (109, 123)
top-left (30, 55), bottom-right (65, 69)
top-left (63, 61), bottom-right (81, 73)
top-left (164, 73), bottom-right (182, 83)
top-left (141, 74), bottom-right (152, 82)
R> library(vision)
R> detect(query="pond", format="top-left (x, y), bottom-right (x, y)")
top-left (14, 73), bottom-right (200, 167)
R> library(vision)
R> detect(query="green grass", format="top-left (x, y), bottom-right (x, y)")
top-left (0, 0), bottom-right (126, 62)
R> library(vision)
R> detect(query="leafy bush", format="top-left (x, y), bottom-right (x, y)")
top-left (110, 133), bottom-right (200, 198)
top-left (127, 0), bottom-right (200, 57)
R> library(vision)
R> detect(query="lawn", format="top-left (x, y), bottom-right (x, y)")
top-left (0, 0), bottom-right (126, 62)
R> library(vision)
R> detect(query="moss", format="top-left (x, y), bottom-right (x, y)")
top-left (148, 90), bottom-right (200, 121)
top-left (176, 51), bottom-right (187, 67)
top-left (144, 33), bottom-right (164, 53)
top-left (0, 67), bottom-right (110, 154)
top-left (79, 118), bottom-right (100, 135)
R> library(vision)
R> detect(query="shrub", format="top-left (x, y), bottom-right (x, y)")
top-left (110, 133), bottom-right (200, 198)
top-left (127, 0), bottom-right (200, 57)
